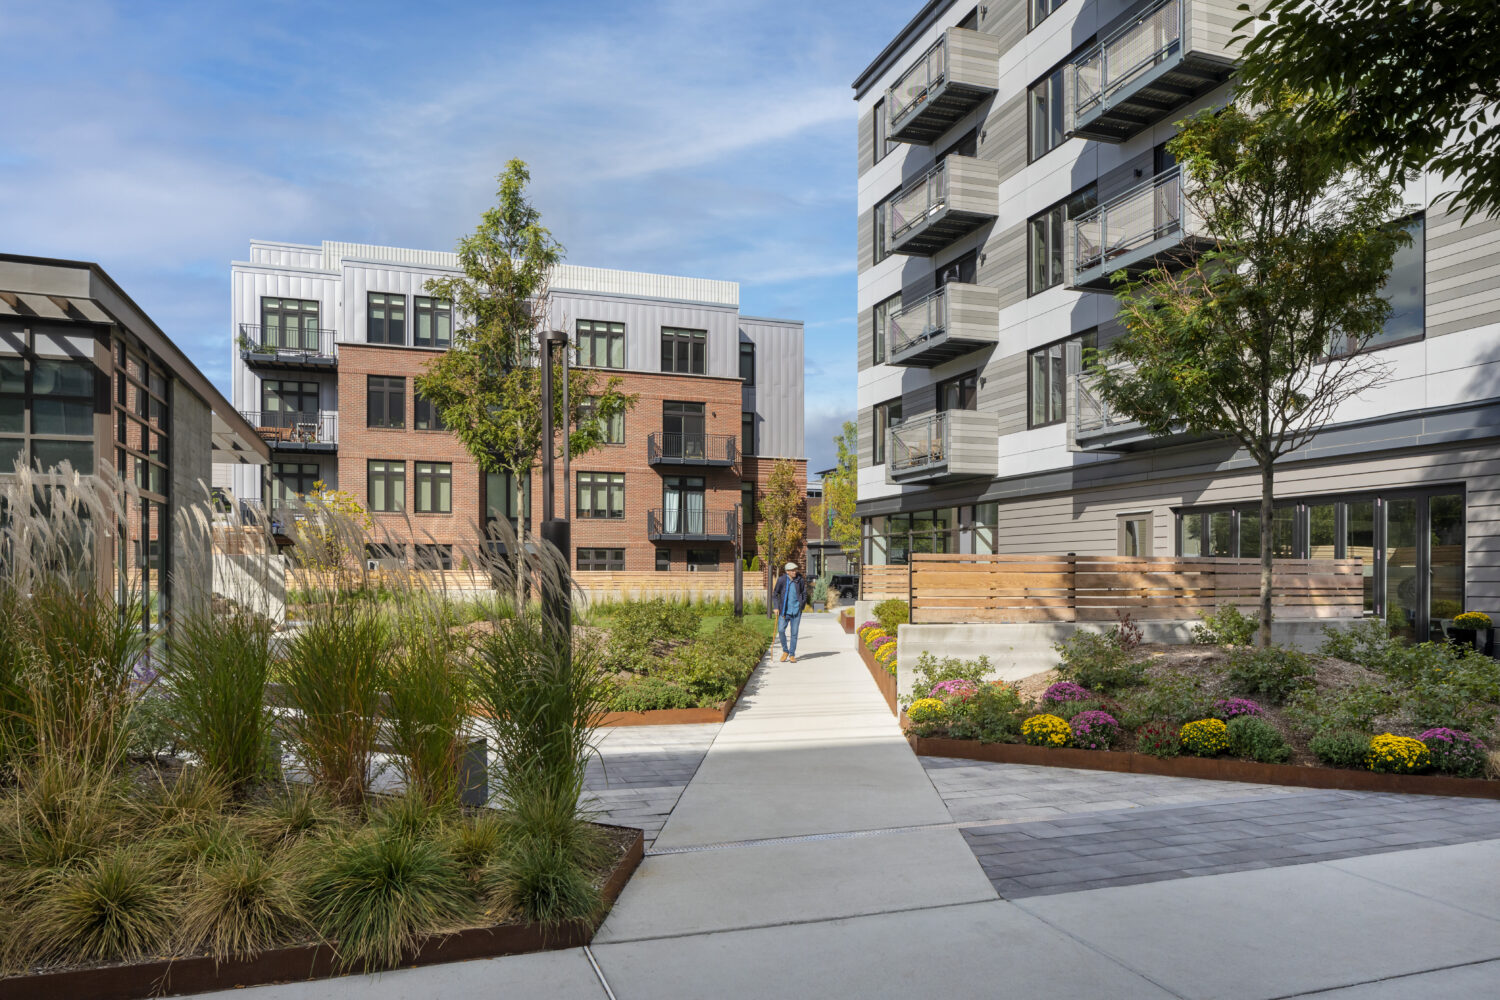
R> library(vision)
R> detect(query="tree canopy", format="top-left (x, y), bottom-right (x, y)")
top-left (755, 460), bottom-right (805, 576)
top-left (813, 421), bottom-right (860, 565)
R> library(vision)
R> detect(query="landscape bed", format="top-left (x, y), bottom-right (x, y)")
top-left (857, 641), bottom-right (899, 717)
top-left (3, 824), bottom-right (644, 1000)
top-left (596, 662), bottom-right (762, 726)
top-left (853, 601), bottom-right (908, 717)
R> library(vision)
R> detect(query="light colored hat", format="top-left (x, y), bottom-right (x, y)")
top-left (784, 562), bottom-right (798, 571)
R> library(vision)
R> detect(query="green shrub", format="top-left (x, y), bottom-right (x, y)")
top-left (609, 598), bottom-right (702, 648)
top-left (1286, 682), bottom-right (1398, 734)
top-left (944, 684), bottom-right (1027, 743)
top-left (126, 693), bottom-right (179, 762)
top-left (811, 575), bottom-right (831, 604)
top-left (873, 599), bottom-right (909, 634)
top-left (1309, 729), bottom-right (1371, 769)
top-left (611, 676), bottom-right (696, 712)
top-left (1191, 603), bottom-right (1262, 646)
top-left (1226, 647), bottom-right (1314, 703)
top-left (1129, 669), bottom-right (1211, 724)
top-left (1226, 716), bottom-right (1291, 763)
top-left (1136, 722), bottom-right (1180, 758)
top-left (906, 653), bottom-right (992, 708)
top-left (1054, 630), bottom-right (1146, 694)
top-left (1318, 618), bottom-right (1400, 666)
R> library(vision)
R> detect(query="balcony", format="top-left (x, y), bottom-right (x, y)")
top-left (1068, 0), bottom-right (1242, 143)
top-left (647, 508), bottom-right (737, 542)
top-left (1070, 368), bottom-right (1205, 451)
top-left (1068, 167), bottom-right (1212, 291)
top-left (241, 410), bottom-right (338, 452)
top-left (887, 282), bottom-right (1000, 368)
top-left (886, 27), bottom-right (1002, 145)
top-left (885, 410), bottom-right (998, 485)
top-left (886, 156), bottom-right (999, 257)
top-left (237, 325), bottom-right (338, 371)
top-left (647, 431), bottom-right (738, 467)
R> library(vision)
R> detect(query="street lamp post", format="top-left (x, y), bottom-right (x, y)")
top-left (733, 501), bottom-right (743, 619)
top-left (539, 330), bottom-right (571, 634)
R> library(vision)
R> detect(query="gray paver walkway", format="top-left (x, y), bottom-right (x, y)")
top-left (583, 722), bottom-right (720, 846)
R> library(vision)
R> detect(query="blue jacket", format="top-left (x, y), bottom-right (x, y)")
top-left (772, 573), bottom-right (808, 615)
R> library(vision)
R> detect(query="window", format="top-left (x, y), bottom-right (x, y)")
top-left (938, 249), bottom-right (978, 287)
top-left (687, 549), bottom-right (720, 571)
top-left (367, 460), bottom-right (405, 512)
top-left (367, 292), bottom-right (406, 345)
top-left (577, 472), bottom-right (625, 519)
top-left (577, 548), bottom-right (625, 571)
top-left (661, 327), bottom-right (707, 374)
top-left (1029, 184), bottom-right (1098, 294)
top-left (873, 98), bottom-right (894, 163)
top-left (872, 294), bottom-right (898, 365)
top-left (1367, 214), bottom-right (1426, 351)
top-left (739, 341), bottom-right (756, 384)
top-left (662, 400), bottom-right (706, 458)
top-left (485, 471), bottom-right (519, 529)
top-left (872, 398), bottom-right (902, 464)
top-left (1028, 63), bottom-right (1066, 161)
top-left (937, 371), bottom-right (978, 412)
top-left (0, 356), bottom-right (97, 475)
top-left (414, 462), bottom-right (452, 513)
top-left (655, 548), bottom-right (672, 571)
top-left (261, 379), bottom-right (319, 430)
top-left (270, 462), bottom-right (319, 508)
top-left (873, 189), bottom-right (898, 264)
top-left (415, 543), bottom-right (453, 570)
top-left (367, 376), bottom-right (405, 429)
top-left (412, 296), bottom-right (452, 349)
top-left (1028, 329), bottom-right (1096, 427)
top-left (259, 297), bottom-right (320, 350)
top-left (1030, 0), bottom-right (1066, 29)
top-left (581, 395), bottom-right (624, 444)
top-left (365, 542), bottom-right (408, 564)
top-left (578, 320), bottom-right (625, 369)
top-left (742, 411), bottom-right (756, 456)
top-left (414, 390), bottom-right (445, 431)
top-left (741, 481), bottom-right (756, 525)
top-left (663, 476), bottom-right (706, 534)
top-left (1118, 513), bottom-right (1152, 556)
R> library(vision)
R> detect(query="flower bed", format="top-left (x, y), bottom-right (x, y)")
top-left (858, 638), bottom-right (899, 716)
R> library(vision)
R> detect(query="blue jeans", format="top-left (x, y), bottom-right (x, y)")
top-left (777, 611), bottom-right (802, 657)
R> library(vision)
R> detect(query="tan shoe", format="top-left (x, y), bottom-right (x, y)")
top-left (780, 652), bottom-right (789, 662)
top-left (788, 655), bottom-right (797, 663)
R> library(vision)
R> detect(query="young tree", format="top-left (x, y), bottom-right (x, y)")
top-left (1238, 0), bottom-right (1500, 221)
top-left (813, 421), bottom-right (860, 569)
top-left (1092, 94), bottom-right (1410, 646)
top-left (415, 161), bottom-right (636, 578)
top-left (755, 459), bottom-right (805, 579)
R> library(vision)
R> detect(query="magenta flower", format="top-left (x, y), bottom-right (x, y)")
top-left (1212, 697), bottom-right (1264, 720)
top-left (1042, 681), bottom-right (1093, 704)
top-left (931, 678), bottom-right (979, 700)
top-left (1069, 709), bottom-right (1121, 750)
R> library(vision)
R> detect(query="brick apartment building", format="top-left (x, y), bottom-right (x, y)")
top-left (221, 241), bottom-right (806, 573)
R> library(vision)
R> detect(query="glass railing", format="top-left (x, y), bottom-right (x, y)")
top-left (888, 412), bottom-right (949, 476)
top-left (1072, 166), bottom-right (1184, 277)
top-left (1073, 0), bottom-right (1184, 121)
top-left (1073, 370), bottom-right (1141, 438)
top-left (887, 36), bottom-right (948, 128)
top-left (888, 161), bottom-right (949, 248)
top-left (888, 287), bottom-right (949, 357)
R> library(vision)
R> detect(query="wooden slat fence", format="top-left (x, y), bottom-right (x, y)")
top-left (908, 554), bottom-right (1365, 625)
top-left (860, 563), bottom-right (909, 601)
top-left (286, 568), bottom-right (764, 603)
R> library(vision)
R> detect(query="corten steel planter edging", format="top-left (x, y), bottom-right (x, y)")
top-left (908, 736), bottom-right (1500, 800)
top-left (2, 825), bottom-right (645, 1000)
top-left (596, 654), bottom-right (764, 727)
top-left (857, 640), bottom-right (899, 717)
top-left (840, 610), bottom-right (856, 634)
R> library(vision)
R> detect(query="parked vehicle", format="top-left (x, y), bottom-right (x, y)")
top-left (830, 574), bottom-right (859, 599)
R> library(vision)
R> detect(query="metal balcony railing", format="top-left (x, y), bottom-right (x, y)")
top-left (647, 508), bottom-right (737, 540)
top-left (1072, 370), bottom-right (1142, 440)
top-left (1073, 0), bottom-right (1184, 123)
top-left (887, 412), bottom-right (949, 477)
top-left (888, 36), bottom-right (947, 131)
top-left (888, 287), bottom-right (949, 358)
top-left (646, 431), bottom-right (738, 465)
top-left (888, 161), bottom-right (949, 249)
top-left (1072, 166), bottom-right (1186, 279)
top-left (240, 410), bottom-right (339, 447)
top-left (237, 324), bottom-right (338, 363)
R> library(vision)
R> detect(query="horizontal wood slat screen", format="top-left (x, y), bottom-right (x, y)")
top-left (909, 554), bottom-right (1365, 624)
top-left (860, 564), bottom-right (910, 601)
top-left (285, 569), bottom-right (764, 601)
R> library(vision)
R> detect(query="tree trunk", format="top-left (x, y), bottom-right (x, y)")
top-left (515, 471), bottom-right (531, 613)
top-left (1259, 460), bottom-right (1275, 649)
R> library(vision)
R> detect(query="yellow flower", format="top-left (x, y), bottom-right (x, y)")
top-left (1022, 713), bottom-right (1072, 747)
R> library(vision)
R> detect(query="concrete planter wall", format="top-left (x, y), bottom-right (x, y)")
top-left (909, 736), bottom-right (1500, 800)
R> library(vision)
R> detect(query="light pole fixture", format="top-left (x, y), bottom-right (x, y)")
top-left (539, 329), bottom-right (572, 634)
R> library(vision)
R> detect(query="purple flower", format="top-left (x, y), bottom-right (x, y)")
top-left (130, 650), bottom-right (159, 692)
top-left (1042, 681), bottom-right (1093, 704)
top-left (1419, 727), bottom-right (1486, 748)
top-left (931, 679), bottom-right (979, 700)
top-left (1069, 710), bottom-right (1121, 750)
top-left (859, 621), bottom-right (881, 631)
top-left (1419, 728), bottom-right (1488, 778)
top-left (1212, 697), bottom-right (1264, 720)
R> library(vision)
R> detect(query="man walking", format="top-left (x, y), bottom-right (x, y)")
top-left (772, 561), bottom-right (808, 662)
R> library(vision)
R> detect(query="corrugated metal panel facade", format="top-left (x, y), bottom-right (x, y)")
top-left (739, 318), bottom-right (805, 460)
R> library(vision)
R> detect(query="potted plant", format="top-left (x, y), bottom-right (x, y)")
top-left (811, 573), bottom-right (830, 612)
top-left (1450, 611), bottom-right (1494, 655)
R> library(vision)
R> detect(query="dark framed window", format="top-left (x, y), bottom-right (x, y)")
top-left (414, 390), bottom-right (445, 431)
top-left (577, 547), bottom-right (625, 571)
top-left (270, 462), bottom-right (319, 508)
top-left (873, 98), bottom-right (894, 163)
top-left (367, 460), bottom-right (405, 512)
top-left (1028, 63), bottom-right (1066, 161)
top-left (938, 249), bottom-right (978, 287)
top-left (365, 542), bottom-right (408, 564)
top-left (739, 341), bottom-right (756, 384)
top-left (581, 395), bottom-right (624, 444)
top-left (367, 375), bottom-right (405, 428)
top-left (741, 481), bottom-right (756, 525)
top-left (1029, 184), bottom-right (1098, 294)
top-left (259, 297), bottom-right (320, 350)
top-left (578, 320), bottom-right (626, 369)
top-left (261, 379), bottom-right (319, 430)
top-left (663, 476), bottom-right (706, 534)
top-left (687, 549), bottom-right (720, 570)
top-left (413, 296), bottom-right (452, 349)
top-left (367, 292), bottom-right (406, 345)
top-left (415, 543), bottom-right (453, 570)
top-left (414, 462), bottom-right (452, 513)
top-left (872, 293), bottom-right (899, 365)
top-left (1364, 213), bottom-right (1426, 352)
top-left (742, 411), bottom-right (756, 456)
top-left (661, 328), bottom-right (707, 374)
top-left (577, 472), bottom-right (625, 519)
top-left (655, 548), bottom-right (672, 571)
top-left (663, 400), bottom-right (706, 458)
top-left (937, 371), bottom-right (978, 412)
top-left (0, 355), bottom-right (97, 475)
top-left (1028, 329), bottom-right (1096, 427)
top-left (872, 398), bottom-right (902, 465)
top-left (873, 188), bottom-right (898, 264)
top-left (1030, 0), bottom-right (1066, 29)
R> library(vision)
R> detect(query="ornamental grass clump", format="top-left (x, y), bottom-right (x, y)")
top-left (1021, 714), bottom-right (1071, 747)
top-left (181, 847), bottom-right (308, 962)
top-left (1419, 728), bottom-right (1488, 778)
top-left (1179, 718), bottom-right (1231, 757)
top-left (1211, 697), bottom-right (1265, 720)
top-left (384, 602), bottom-right (474, 808)
top-left (1069, 710), bottom-right (1121, 750)
top-left (26, 848), bottom-right (179, 966)
top-left (1367, 733), bottom-right (1431, 774)
top-left (1042, 681), bottom-right (1094, 705)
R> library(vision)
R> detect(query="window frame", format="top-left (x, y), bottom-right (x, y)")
top-left (741, 410), bottom-right (756, 456)
top-left (258, 297), bottom-right (321, 350)
top-left (660, 327), bottom-right (707, 374)
top-left (580, 395), bottom-right (624, 445)
top-left (1027, 44), bottom-right (1093, 163)
top-left (577, 320), bottom-right (626, 369)
top-left (1028, 0), bottom-right (1067, 31)
top-left (367, 292), bottom-right (407, 346)
top-left (872, 398), bottom-right (903, 465)
top-left (872, 187), bottom-right (899, 264)
top-left (1027, 183), bottom-right (1098, 296)
top-left (739, 341), bottom-right (756, 385)
top-left (576, 471), bottom-right (625, 520)
top-left (414, 389), bottom-right (445, 431)
top-left (367, 459), bottom-right (405, 512)
top-left (413, 461), bottom-right (452, 514)
top-left (873, 97), bottom-right (893, 164)
top-left (1027, 328), bottom-right (1097, 428)
top-left (576, 547), bottom-right (625, 571)
top-left (872, 293), bottom-right (900, 366)
top-left (412, 296), bottom-right (452, 349)
top-left (936, 370), bottom-right (979, 412)
top-left (366, 375), bottom-right (406, 429)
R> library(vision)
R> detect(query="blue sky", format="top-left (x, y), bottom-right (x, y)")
top-left (2, 0), bottom-right (917, 475)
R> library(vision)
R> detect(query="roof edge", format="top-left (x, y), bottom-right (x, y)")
top-left (851, 0), bottom-right (957, 98)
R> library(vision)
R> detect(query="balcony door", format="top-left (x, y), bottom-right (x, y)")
top-left (664, 476), bottom-right (706, 534)
top-left (260, 297), bottom-right (319, 351)
top-left (663, 401), bottom-right (706, 459)
top-left (261, 380), bottom-right (318, 430)
top-left (271, 462), bottom-right (318, 510)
